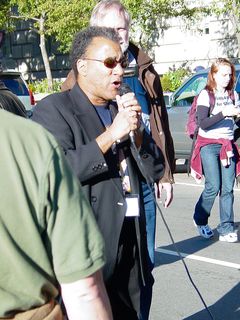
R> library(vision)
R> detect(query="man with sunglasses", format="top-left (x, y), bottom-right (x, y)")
top-left (61, 1), bottom-right (175, 319)
top-left (32, 26), bottom-right (165, 319)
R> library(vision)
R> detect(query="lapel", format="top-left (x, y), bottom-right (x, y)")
top-left (68, 84), bottom-right (125, 195)
top-left (68, 84), bottom-right (106, 140)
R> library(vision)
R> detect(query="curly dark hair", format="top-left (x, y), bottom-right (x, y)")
top-left (70, 26), bottom-right (120, 76)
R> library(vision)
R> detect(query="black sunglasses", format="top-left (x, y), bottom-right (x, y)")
top-left (84, 56), bottom-right (129, 69)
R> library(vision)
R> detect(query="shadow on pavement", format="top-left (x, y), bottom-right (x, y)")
top-left (175, 164), bottom-right (188, 173)
top-left (182, 282), bottom-right (240, 320)
top-left (154, 221), bottom-right (240, 267)
top-left (154, 231), bottom-right (218, 267)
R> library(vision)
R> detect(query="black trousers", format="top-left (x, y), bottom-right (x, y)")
top-left (106, 218), bottom-right (141, 320)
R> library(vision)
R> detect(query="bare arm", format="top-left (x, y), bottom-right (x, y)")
top-left (61, 270), bottom-right (113, 320)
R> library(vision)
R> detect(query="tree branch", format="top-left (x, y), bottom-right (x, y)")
top-left (10, 14), bottom-right (40, 22)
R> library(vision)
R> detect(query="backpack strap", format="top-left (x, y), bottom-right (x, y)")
top-left (187, 130), bottom-right (198, 175)
top-left (228, 90), bottom-right (235, 105)
top-left (207, 90), bottom-right (215, 114)
top-left (187, 89), bottom-right (215, 176)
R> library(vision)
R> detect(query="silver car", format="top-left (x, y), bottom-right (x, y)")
top-left (167, 65), bottom-right (240, 162)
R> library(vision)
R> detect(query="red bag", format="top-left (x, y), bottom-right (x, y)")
top-left (186, 90), bottom-right (215, 139)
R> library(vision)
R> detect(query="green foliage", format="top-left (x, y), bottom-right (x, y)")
top-left (44, 0), bottom-right (97, 53)
top-left (210, 0), bottom-right (240, 57)
top-left (28, 78), bottom-right (62, 93)
top-left (0, 0), bottom-right (209, 84)
top-left (123, 0), bottom-right (205, 49)
top-left (161, 67), bottom-right (192, 92)
top-left (211, 0), bottom-right (240, 31)
top-left (0, 0), bottom-right (206, 54)
top-left (0, 1), bottom-right (12, 29)
top-left (211, 0), bottom-right (239, 18)
top-left (1, 0), bottom-right (97, 53)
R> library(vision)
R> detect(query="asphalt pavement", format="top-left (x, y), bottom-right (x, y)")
top-left (149, 172), bottom-right (240, 320)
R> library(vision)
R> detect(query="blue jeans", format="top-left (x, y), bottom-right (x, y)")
top-left (142, 181), bottom-right (156, 267)
top-left (140, 181), bottom-right (156, 320)
top-left (193, 143), bottom-right (236, 235)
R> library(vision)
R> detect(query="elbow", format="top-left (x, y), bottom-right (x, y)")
top-left (78, 272), bottom-right (103, 302)
top-left (61, 270), bottom-right (104, 303)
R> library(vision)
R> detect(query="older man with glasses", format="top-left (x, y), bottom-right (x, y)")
top-left (32, 26), bottom-right (165, 320)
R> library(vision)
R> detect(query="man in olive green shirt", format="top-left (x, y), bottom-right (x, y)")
top-left (0, 110), bottom-right (112, 320)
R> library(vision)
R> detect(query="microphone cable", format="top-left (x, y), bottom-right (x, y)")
top-left (130, 139), bottom-right (216, 320)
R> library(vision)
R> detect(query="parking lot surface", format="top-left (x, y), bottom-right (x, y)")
top-left (150, 173), bottom-right (240, 320)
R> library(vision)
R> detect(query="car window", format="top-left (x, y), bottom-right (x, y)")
top-left (1, 75), bottom-right (29, 96)
top-left (172, 74), bottom-right (208, 107)
top-left (235, 72), bottom-right (240, 98)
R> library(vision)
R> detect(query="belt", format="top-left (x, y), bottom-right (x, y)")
top-left (0, 300), bottom-right (63, 320)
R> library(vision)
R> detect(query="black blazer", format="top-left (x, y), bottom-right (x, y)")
top-left (32, 83), bottom-right (165, 281)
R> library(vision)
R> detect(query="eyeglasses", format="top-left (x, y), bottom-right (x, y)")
top-left (84, 56), bottom-right (129, 69)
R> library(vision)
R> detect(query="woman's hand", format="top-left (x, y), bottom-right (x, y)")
top-left (222, 106), bottom-right (240, 117)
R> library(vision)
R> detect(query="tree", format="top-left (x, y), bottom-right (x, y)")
top-left (0, 1), bottom-right (10, 25)
top-left (0, 0), bottom-right (96, 91)
top-left (0, 0), bottom-right (205, 89)
top-left (211, 0), bottom-right (240, 59)
top-left (122, 0), bottom-right (206, 50)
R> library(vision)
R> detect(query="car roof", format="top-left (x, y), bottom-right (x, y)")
top-left (0, 70), bottom-right (22, 76)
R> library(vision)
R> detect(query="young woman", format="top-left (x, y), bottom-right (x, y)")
top-left (191, 58), bottom-right (240, 243)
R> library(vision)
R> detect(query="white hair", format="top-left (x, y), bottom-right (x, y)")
top-left (90, 0), bottom-right (131, 27)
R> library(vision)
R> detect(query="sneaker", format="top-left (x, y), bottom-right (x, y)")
top-left (193, 221), bottom-right (214, 239)
top-left (219, 232), bottom-right (238, 243)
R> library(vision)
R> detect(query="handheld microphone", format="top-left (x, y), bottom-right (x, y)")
top-left (118, 83), bottom-right (135, 144)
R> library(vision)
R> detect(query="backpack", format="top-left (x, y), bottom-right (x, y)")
top-left (186, 90), bottom-right (215, 139)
